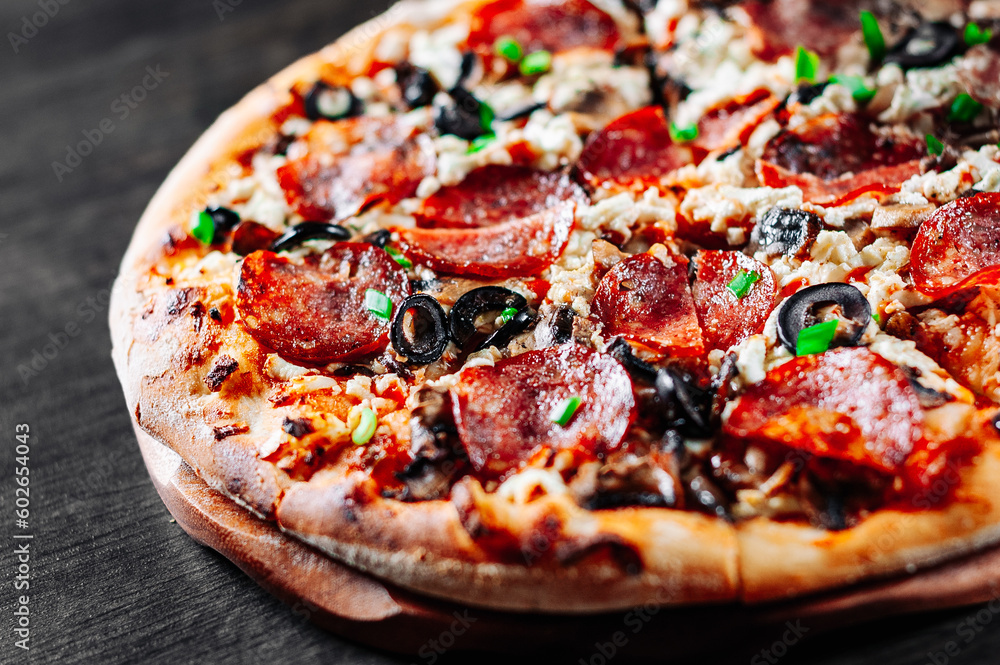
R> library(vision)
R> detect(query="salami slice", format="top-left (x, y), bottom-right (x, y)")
top-left (467, 0), bottom-right (621, 59)
top-left (396, 201), bottom-right (575, 277)
top-left (691, 89), bottom-right (780, 155)
top-left (414, 165), bottom-right (587, 229)
top-left (577, 106), bottom-right (693, 190)
top-left (235, 243), bottom-right (410, 364)
top-left (757, 113), bottom-right (924, 204)
top-left (911, 193), bottom-right (1000, 297)
top-left (276, 116), bottom-right (434, 222)
top-left (450, 344), bottom-right (636, 476)
top-left (691, 251), bottom-right (776, 352)
top-left (736, 0), bottom-right (865, 61)
top-left (725, 347), bottom-right (924, 474)
top-left (592, 249), bottom-right (705, 358)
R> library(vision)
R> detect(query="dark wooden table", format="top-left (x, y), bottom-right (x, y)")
top-left (2, 0), bottom-right (999, 662)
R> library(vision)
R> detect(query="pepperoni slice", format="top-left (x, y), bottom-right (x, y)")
top-left (592, 249), bottom-right (705, 358)
top-left (414, 165), bottom-right (587, 229)
top-left (911, 193), bottom-right (1000, 297)
top-left (577, 106), bottom-right (693, 191)
top-left (450, 344), bottom-right (636, 477)
top-left (691, 89), bottom-right (780, 154)
top-left (467, 0), bottom-right (622, 59)
top-left (691, 251), bottom-right (776, 352)
top-left (276, 116), bottom-right (434, 222)
top-left (735, 0), bottom-right (865, 61)
top-left (756, 113), bottom-right (924, 204)
top-left (958, 45), bottom-right (1000, 107)
top-left (725, 347), bottom-right (924, 475)
top-left (396, 201), bottom-right (575, 278)
top-left (236, 244), bottom-right (410, 364)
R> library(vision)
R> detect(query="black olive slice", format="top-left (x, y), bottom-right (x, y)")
top-left (435, 87), bottom-right (491, 141)
top-left (201, 206), bottom-right (241, 244)
top-left (786, 81), bottom-right (829, 107)
top-left (390, 294), bottom-right (450, 364)
top-left (546, 306), bottom-right (576, 345)
top-left (655, 368), bottom-right (710, 436)
top-left (476, 309), bottom-right (537, 352)
top-left (748, 207), bottom-right (822, 259)
top-left (269, 222), bottom-right (351, 253)
top-left (884, 22), bottom-right (960, 69)
top-left (304, 82), bottom-right (361, 121)
top-left (497, 101), bottom-right (547, 122)
top-left (608, 337), bottom-right (658, 383)
top-left (777, 283), bottom-right (872, 354)
top-left (399, 66), bottom-right (438, 109)
top-left (456, 51), bottom-right (479, 89)
top-left (363, 229), bottom-right (392, 248)
top-left (449, 286), bottom-right (528, 348)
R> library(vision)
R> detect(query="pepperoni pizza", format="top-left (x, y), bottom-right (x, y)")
top-left (111, 0), bottom-right (1000, 612)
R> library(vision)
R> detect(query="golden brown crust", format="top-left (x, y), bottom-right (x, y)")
top-left (110, 0), bottom-right (1000, 613)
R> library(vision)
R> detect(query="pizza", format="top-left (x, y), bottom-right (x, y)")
top-left (110, 0), bottom-right (1000, 613)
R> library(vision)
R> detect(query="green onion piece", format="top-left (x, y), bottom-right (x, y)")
top-left (829, 74), bottom-right (877, 105)
top-left (467, 133), bottom-right (496, 153)
top-left (726, 270), bottom-right (762, 299)
top-left (551, 396), bottom-right (582, 427)
top-left (872, 312), bottom-right (881, 324)
top-left (964, 23), bottom-right (993, 47)
top-left (352, 407), bottom-right (377, 445)
top-left (500, 307), bottom-right (518, 324)
top-left (795, 319), bottom-right (839, 356)
top-left (926, 134), bottom-right (944, 156)
top-left (669, 122), bottom-right (699, 143)
top-left (860, 11), bottom-right (885, 62)
top-left (385, 246), bottom-right (412, 269)
top-left (479, 100), bottom-right (495, 131)
top-left (364, 289), bottom-right (393, 320)
top-left (519, 50), bottom-right (552, 76)
top-left (494, 36), bottom-right (524, 62)
top-left (190, 210), bottom-right (215, 245)
top-left (948, 93), bottom-right (983, 123)
top-left (794, 46), bottom-right (820, 83)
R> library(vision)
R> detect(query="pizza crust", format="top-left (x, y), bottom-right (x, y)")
top-left (110, 0), bottom-right (1000, 613)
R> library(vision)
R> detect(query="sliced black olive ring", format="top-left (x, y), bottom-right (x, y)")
top-left (475, 308), bottom-right (537, 352)
top-left (304, 81), bottom-right (361, 121)
top-left (449, 286), bottom-right (528, 349)
top-left (749, 207), bottom-right (822, 259)
top-left (655, 367), bottom-right (711, 436)
top-left (390, 295), bottom-right (451, 364)
top-left (884, 22), bottom-right (960, 70)
top-left (777, 283), bottom-right (872, 354)
top-left (269, 222), bottom-right (351, 253)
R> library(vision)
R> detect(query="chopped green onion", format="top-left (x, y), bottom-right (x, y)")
top-left (500, 307), bottom-right (519, 324)
top-left (190, 210), bottom-right (215, 245)
top-left (948, 93), bottom-right (983, 123)
top-left (794, 46), bottom-right (820, 83)
top-left (519, 50), bottom-right (552, 76)
top-left (494, 36), bottom-right (524, 62)
top-left (669, 122), bottom-right (699, 143)
top-left (926, 134), bottom-right (944, 156)
top-left (385, 246), bottom-right (412, 269)
top-left (364, 289), bottom-right (393, 320)
top-left (795, 319), bottom-right (839, 356)
top-left (352, 407), bottom-right (377, 445)
top-left (467, 133), bottom-right (496, 153)
top-left (726, 270), bottom-right (761, 299)
top-left (829, 74), bottom-right (877, 105)
top-left (479, 100), bottom-right (495, 131)
top-left (872, 312), bottom-right (881, 324)
top-left (551, 396), bottom-right (582, 426)
top-left (964, 23), bottom-right (993, 47)
top-left (860, 11), bottom-right (885, 63)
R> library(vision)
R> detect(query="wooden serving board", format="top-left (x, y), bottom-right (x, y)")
top-left (136, 425), bottom-right (1000, 661)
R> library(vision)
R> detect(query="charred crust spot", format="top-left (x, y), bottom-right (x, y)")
top-left (282, 417), bottom-right (315, 438)
top-left (214, 423), bottom-right (250, 441)
top-left (190, 301), bottom-right (205, 333)
top-left (165, 288), bottom-right (195, 318)
top-left (208, 306), bottom-right (222, 322)
top-left (554, 534), bottom-right (643, 574)
top-left (205, 355), bottom-right (239, 392)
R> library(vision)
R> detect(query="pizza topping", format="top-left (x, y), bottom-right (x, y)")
top-left (860, 10), bottom-right (886, 63)
top-left (277, 116), bottom-right (434, 221)
top-left (911, 193), bottom-right (1000, 297)
top-left (725, 347), bottom-right (924, 475)
top-left (449, 286), bottom-right (528, 350)
top-left (884, 21), bottom-right (961, 70)
top-left (364, 288), bottom-right (394, 320)
top-left (691, 251), bottom-right (776, 352)
top-left (757, 113), bottom-right (924, 204)
top-left (270, 221), bottom-right (351, 253)
top-left (690, 89), bottom-right (780, 154)
top-left (303, 82), bottom-right (361, 121)
top-left (396, 201), bottom-right (574, 278)
top-left (390, 294), bottom-right (450, 364)
top-left (577, 106), bottom-right (693, 190)
top-left (352, 407), bottom-right (378, 445)
top-left (450, 344), bottom-right (635, 476)
top-left (230, 221), bottom-right (280, 257)
top-left (191, 206), bottom-right (240, 245)
top-left (592, 249), bottom-right (705, 358)
top-left (434, 86), bottom-right (495, 141)
top-left (736, 0), bottom-right (865, 60)
top-left (776, 283), bottom-right (872, 355)
top-left (747, 207), bottom-right (822, 259)
top-left (550, 395), bottom-right (582, 426)
top-left (957, 45), bottom-right (1000, 107)
top-left (397, 65), bottom-right (438, 109)
top-left (414, 165), bottom-right (587, 229)
top-left (235, 243), bottom-right (410, 364)
top-left (467, 0), bottom-right (622, 60)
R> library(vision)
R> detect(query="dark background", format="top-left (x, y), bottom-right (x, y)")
top-left (1, 0), bottom-right (999, 662)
